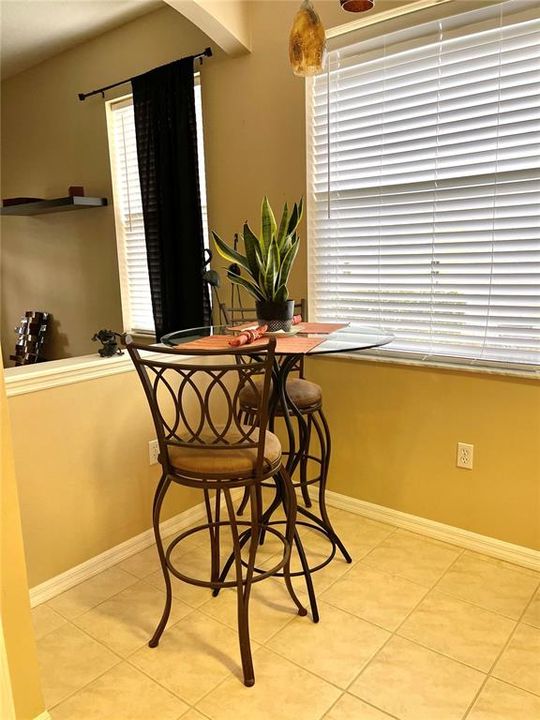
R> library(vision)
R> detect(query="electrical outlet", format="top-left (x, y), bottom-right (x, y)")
top-left (148, 439), bottom-right (159, 466)
top-left (457, 442), bottom-right (474, 470)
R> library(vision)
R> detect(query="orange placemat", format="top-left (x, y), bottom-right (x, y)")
top-left (174, 335), bottom-right (242, 352)
top-left (296, 322), bottom-right (349, 334)
top-left (274, 335), bottom-right (326, 354)
top-left (226, 322), bottom-right (258, 332)
top-left (175, 334), bottom-right (325, 355)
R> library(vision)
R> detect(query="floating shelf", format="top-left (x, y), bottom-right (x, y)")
top-left (0, 196), bottom-right (108, 216)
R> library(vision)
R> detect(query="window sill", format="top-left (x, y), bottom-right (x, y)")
top-left (4, 346), bottom-right (188, 398)
top-left (309, 349), bottom-right (540, 381)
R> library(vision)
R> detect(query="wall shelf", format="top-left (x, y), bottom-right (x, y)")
top-left (0, 196), bottom-right (108, 216)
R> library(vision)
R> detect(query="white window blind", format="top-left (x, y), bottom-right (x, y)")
top-left (308, 0), bottom-right (540, 371)
top-left (108, 82), bottom-right (208, 335)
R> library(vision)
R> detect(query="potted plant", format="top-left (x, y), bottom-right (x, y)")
top-left (212, 196), bottom-right (303, 332)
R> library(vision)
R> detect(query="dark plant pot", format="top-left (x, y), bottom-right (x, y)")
top-left (256, 300), bottom-right (295, 332)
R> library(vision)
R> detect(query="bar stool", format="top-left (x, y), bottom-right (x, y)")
top-left (219, 299), bottom-right (327, 510)
top-left (125, 336), bottom-right (307, 687)
top-left (236, 365), bottom-right (330, 513)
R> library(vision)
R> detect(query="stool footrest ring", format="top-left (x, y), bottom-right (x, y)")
top-left (224, 519), bottom-right (337, 578)
top-left (164, 520), bottom-right (292, 589)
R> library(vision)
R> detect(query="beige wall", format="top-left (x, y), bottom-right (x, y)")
top-left (0, 6), bottom-right (212, 364)
top-left (166, 0), bottom-right (252, 54)
top-left (307, 358), bottom-right (540, 549)
top-left (8, 368), bottom-right (202, 588)
top-left (1, 362), bottom-right (45, 719)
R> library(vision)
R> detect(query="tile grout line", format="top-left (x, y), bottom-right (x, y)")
top-left (482, 676), bottom-right (540, 701)
top-left (340, 547), bottom-right (468, 695)
top-left (189, 644), bottom-right (348, 718)
top-left (46, 572), bottom-right (190, 625)
top-left (43, 621), bottom-right (126, 712)
top-left (321, 689), bottom-right (403, 720)
top-left (372, 546), bottom-right (536, 679)
top-left (460, 575), bottom-right (540, 719)
top-left (46, 601), bottom-right (202, 712)
top-left (427, 545), bottom-right (539, 626)
top-left (40, 581), bottom-right (168, 712)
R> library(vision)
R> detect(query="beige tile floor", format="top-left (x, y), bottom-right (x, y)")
top-left (33, 504), bottom-right (540, 720)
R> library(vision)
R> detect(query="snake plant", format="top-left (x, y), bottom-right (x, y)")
top-left (212, 197), bottom-right (303, 303)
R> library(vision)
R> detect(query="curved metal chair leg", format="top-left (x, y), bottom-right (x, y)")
top-left (237, 412), bottom-right (256, 517)
top-left (313, 409), bottom-right (352, 564)
top-left (276, 467), bottom-right (308, 617)
top-left (237, 487), bottom-right (250, 517)
top-left (204, 489), bottom-right (222, 584)
top-left (258, 481), bottom-right (281, 545)
top-left (224, 487), bottom-right (256, 686)
top-left (299, 413), bottom-right (313, 508)
top-left (149, 474), bottom-right (173, 648)
top-left (292, 525), bottom-right (320, 623)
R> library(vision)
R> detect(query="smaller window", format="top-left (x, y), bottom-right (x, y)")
top-left (106, 81), bottom-right (208, 335)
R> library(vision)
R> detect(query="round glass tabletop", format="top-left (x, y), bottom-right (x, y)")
top-left (161, 323), bottom-right (394, 356)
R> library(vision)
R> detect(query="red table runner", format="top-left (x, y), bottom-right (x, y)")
top-left (175, 334), bottom-right (326, 355)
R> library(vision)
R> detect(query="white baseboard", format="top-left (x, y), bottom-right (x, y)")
top-left (318, 488), bottom-right (540, 572)
top-left (30, 488), bottom-right (538, 607)
top-left (30, 494), bottom-right (236, 607)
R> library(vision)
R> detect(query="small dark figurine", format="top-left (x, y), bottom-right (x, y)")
top-left (91, 329), bottom-right (124, 357)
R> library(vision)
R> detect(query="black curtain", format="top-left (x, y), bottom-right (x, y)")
top-left (132, 57), bottom-right (211, 340)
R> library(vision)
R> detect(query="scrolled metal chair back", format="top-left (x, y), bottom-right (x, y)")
top-left (125, 336), bottom-right (276, 477)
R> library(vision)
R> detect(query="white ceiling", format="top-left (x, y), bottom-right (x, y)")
top-left (0, 0), bottom-right (163, 80)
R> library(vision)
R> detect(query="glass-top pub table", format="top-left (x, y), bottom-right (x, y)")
top-left (162, 323), bottom-right (393, 621)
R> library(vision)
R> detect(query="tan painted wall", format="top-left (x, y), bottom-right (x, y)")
top-left (0, 6), bottom-right (212, 365)
top-left (197, 0), bottom-right (251, 46)
top-left (8, 368), bottom-right (203, 588)
top-left (1, 362), bottom-right (45, 719)
top-left (307, 358), bottom-right (540, 549)
top-left (166, 0), bottom-right (252, 54)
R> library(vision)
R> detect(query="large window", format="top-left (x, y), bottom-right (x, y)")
top-left (308, 0), bottom-right (539, 372)
top-left (107, 80), bottom-right (208, 335)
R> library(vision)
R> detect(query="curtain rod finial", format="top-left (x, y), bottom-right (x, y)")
top-left (78, 93), bottom-right (86, 101)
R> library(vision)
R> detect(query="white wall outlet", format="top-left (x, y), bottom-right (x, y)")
top-left (457, 442), bottom-right (474, 470)
top-left (148, 439), bottom-right (159, 466)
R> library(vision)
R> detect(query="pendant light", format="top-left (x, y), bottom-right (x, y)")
top-left (340, 0), bottom-right (374, 11)
top-left (289, 0), bottom-right (327, 77)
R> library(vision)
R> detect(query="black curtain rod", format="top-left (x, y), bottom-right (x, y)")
top-left (78, 47), bottom-right (212, 101)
